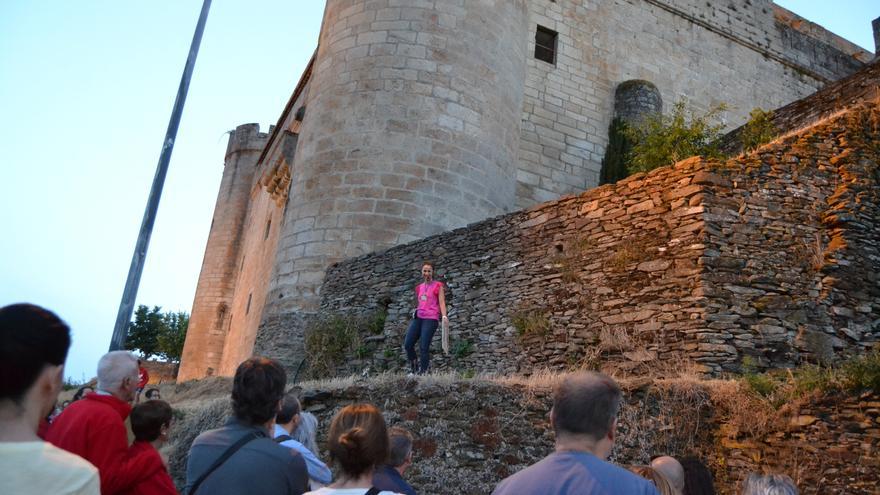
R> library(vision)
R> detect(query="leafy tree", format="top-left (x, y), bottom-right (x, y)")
top-left (157, 311), bottom-right (189, 363)
top-left (125, 305), bottom-right (164, 359)
top-left (740, 107), bottom-right (777, 152)
top-left (624, 99), bottom-right (728, 173)
top-left (125, 305), bottom-right (189, 362)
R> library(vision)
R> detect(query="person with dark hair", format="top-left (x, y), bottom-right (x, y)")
top-left (304, 403), bottom-right (397, 495)
top-left (274, 394), bottom-right (332, 487)
top-left (0, 303), bottom-right (99, 494)
top-left (404, 261), bottom-right (448, 375)
top-left (144, 388), bottom-right (161, 401)
top-left (48, 350), bottom-right (153, 494)
top-left (73, 385), bottom-right (94, 402)
top-left (135, 360), bottom-right (149, 403)
top-left (185, 357), bottom-right (308, 495)
top-left (679, 456), bottom-right (716, 495)
top-left (492, 372), bottom-right (658, 495)
top-left (126, 400), bottom-right (176, 494)
top-left (372, 426), bottom-right (418, 495)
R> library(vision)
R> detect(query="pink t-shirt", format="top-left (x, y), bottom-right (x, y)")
top-left (415, 281), bottom-right (442, 320)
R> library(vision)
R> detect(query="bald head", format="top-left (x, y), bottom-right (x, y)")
top-left (652, 456), bottom-right (685, 494)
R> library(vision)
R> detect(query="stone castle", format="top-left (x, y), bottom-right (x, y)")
top-left (178, 0), bottom-right (874, 381)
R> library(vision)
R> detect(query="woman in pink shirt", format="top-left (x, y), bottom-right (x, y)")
top-left (404, 262), bottom-right (447, 374)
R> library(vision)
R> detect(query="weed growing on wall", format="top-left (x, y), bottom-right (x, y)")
top-left (511, 308), bottom-right (551, 340)
top-left (740, 349), bottom-right (880, 409)
top-left (452, 339), bottom-right (474, 360)
top-left (304, 314), bottom-right (360, 377)
top-left (624, 99), bottom-right (727, 172)
top-left (740, 107), bottom-right (777, 152)
top-left (304, 310), bottom-right (388, 377)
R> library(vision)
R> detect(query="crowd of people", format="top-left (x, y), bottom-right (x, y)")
top-left (2, 302), bottom-right (803, 495)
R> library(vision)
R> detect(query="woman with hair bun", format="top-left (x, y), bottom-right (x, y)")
top-left (304, 403), bottom-right (400, 495)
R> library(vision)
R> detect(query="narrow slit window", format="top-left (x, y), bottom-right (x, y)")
top-left (535, 25), bottom-right (557, 65)
top-left (246, 292), bottom-right (253, 315)
top-left (264, 219), bottom-right (272, 240)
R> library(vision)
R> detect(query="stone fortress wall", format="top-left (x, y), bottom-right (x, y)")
top-left (297, 96), bottom-right (880, 378)
top-left (178, 125), bottom-right (270, 380)
top-left (179, 0), bottom-right (873, 380)
top-left (265, 0), bottom-right (531, 315)
top-left (513, 0), bottom-right (869, 207)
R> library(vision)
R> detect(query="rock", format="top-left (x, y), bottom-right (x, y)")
top-left (637, 259), bottom-right (673, 272)
top-left (791, 415), bottom-right (819, 427)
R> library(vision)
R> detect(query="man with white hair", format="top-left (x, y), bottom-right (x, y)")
top-left (742, 473), bottom-right (798, 495)
top-left (47, 350), bottom-right (152, 494)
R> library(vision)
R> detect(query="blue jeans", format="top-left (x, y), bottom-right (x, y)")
top-left (404, 317), bottom-right (439, 373)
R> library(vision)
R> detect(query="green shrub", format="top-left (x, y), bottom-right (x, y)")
top-left (452, 339), bottom-right (474, 359)
top-left (744, 371), bottom-right (778, 397)
top-left (366, 308), bottom-right (387, 335)
top-left (739, 350), bottom-right (880, 409)
top-left (840, 349), bottom-right (880, 392)
top-left (740, 107), bottom-right (777, 152)
top-left (599, 117), bottom-right (632, 184)
top-left (624, 99), bottom-right (727, 173)
top-left (303, 314), bottom-right (360, 377)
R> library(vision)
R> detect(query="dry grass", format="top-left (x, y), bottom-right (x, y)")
top-left (510, 307), bottom-right (551, 340)
top-left (607, 236), bottom-right (656, 273)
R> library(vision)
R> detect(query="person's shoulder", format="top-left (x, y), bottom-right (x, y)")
top-left (43, 442), bottom-right (98, 468)
top-left (590, 458), bottom-right (659, 493)
top-left (492, 456), bottom-right (555, 494)
top-left (252, 437), bottom-right (307, 467)
top-left (189, 423), bottom-right (236, 448)
top-left (40, 443), bottom-right (100, 489)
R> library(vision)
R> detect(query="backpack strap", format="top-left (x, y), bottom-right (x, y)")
top-left (274, 434), bottom-right (293, 443)
top-left (365, 488), bottom-right (382, 495)
top-left (188, 431), bottom-right (261, 495)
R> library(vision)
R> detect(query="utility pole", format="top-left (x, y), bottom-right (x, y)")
top-left (109, 0), bottom-right (212, 351)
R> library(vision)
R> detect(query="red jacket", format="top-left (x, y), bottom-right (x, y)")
top-left (138, 367), bottom-right (150, 389)
top-left (123, 441), bottom-right (177, 495)
top-left (46, 393), bottom-right (151, 495)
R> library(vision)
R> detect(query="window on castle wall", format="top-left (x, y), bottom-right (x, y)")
top-left (264, 219), bottom-right (271, 240)
top-left (246, 292), bottom-right (252, 315)
top-left (535, 25), bottom-right (557, 65)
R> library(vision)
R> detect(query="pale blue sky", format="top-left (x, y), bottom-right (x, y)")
top-left (0, 1), bottom-right (875, 382)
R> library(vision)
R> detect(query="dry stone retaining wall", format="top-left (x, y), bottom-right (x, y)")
top-left (701, 103), bottom-right (880, 371)
top-left (314, 100), bottom-right (879, 378)
top-left (167, 377), bottom-right (880, 495)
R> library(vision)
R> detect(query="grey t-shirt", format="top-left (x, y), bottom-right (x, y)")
top-left (186, 417), bottom-right (309, 495)
top-left (492, 451), bottom-right (660, 495)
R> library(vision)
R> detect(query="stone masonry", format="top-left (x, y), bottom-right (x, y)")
top-left (312, 98), bottom-right (879, 378)
top-left (168, 377), bottom-right (880, 495)
top-left (179, 0), bottom-right (872, 380)
top-left (178, 125), bottom-right (269, 381)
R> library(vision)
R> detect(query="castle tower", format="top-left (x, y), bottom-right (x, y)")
top-left (265, 0), bottom-right (530, 313)
top-left (178, 124), bottom-right (269, 381)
